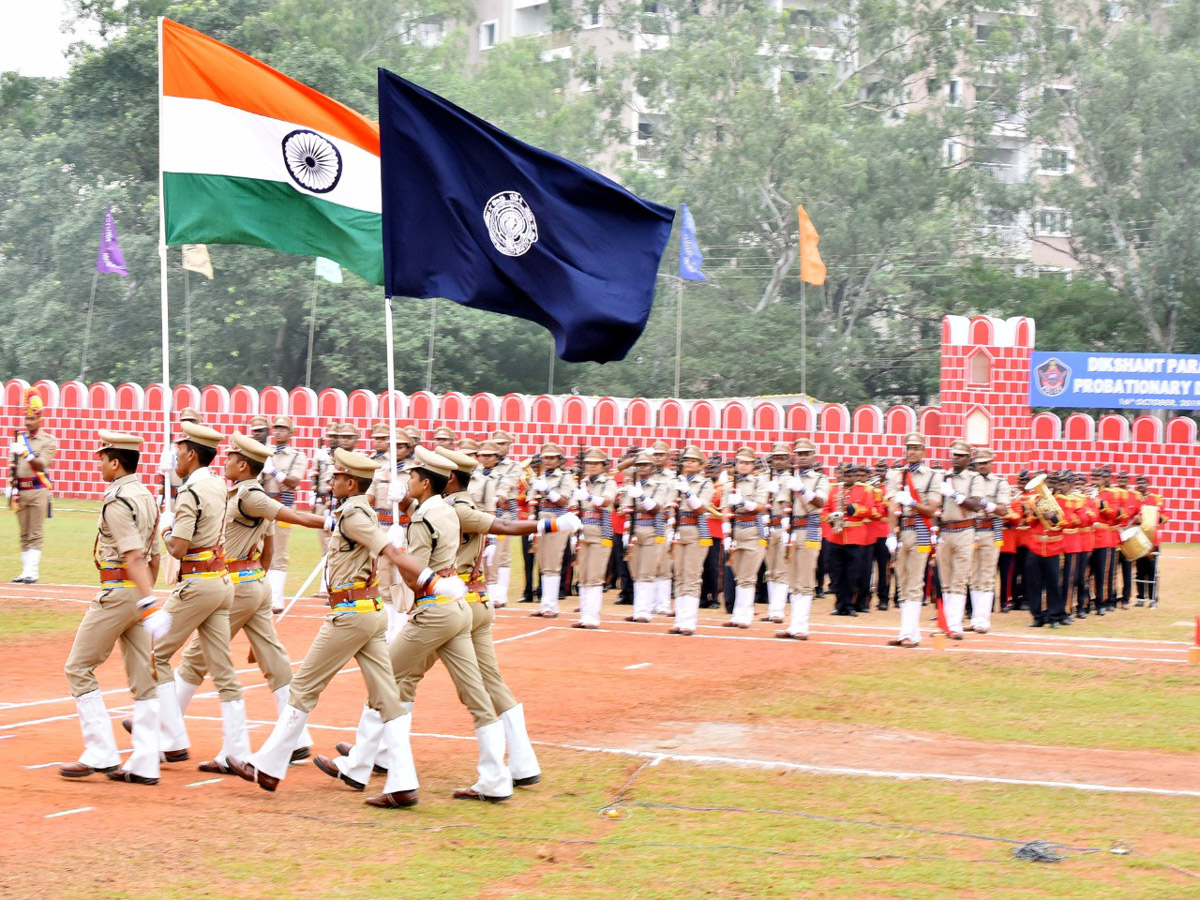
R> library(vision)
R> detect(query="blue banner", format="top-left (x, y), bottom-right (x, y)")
top-left (1030, 351), bottom-right (1200, 410)
top-left (679, 202), bottom-right (706, 282)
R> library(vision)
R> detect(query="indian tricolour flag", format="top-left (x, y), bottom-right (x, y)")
top-left (159, 18), bottom-right (383, 284)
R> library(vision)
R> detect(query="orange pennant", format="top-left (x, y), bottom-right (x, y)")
top-left (797, 203), bottom-right (826, 285)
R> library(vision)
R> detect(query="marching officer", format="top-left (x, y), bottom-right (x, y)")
top-left (776, 438), bottom-right (828, 640)
top-left (61, 431), bottom-right (165, 785)
top-left (229, 448), bottom-right (463, 806)
top-left (762, 443), bottom-right (792, 624)
top-left (527, 442), bottom-right (577, 618)
top-left (935, 440), bottom-right (984, 639)
top-left (485, 429), bottom-right (522, 606)
top-left (9, 389), bottom-right (57, 584)
top-left (432, 425), bottom-right (457, 450)
top-left (573, 447), bottom-right (618, 629)
top-left (622, 450), bottom-right (671, 623)
top-left (722, 447), bottom-right (769, 628)
top-left (886, 433), bottom-right (943, 648)
top-left (156, 407), bottom-right (202, 586)
top-left (648, 440), bottom-right (677, 615)
top-left (369, 424), bottom-right (417, 641)
top-left (312, 422), bottom-right (340, 557)
top-left (260, 415), bottom-right (308, 613)
top-left (670, 446), bottom-right (716, 636)
top-left (171, 432), bottom-right (328, 771)
top-left (968, 447), bottom-right (1009, 633)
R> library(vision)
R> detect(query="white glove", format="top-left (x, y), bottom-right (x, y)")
top-left (622, 532), bottom-right (630, 548)
top-left (766, 480), bottom-right (779, 495)
top-left (2, 486), bottom-right (9, 500)
top-left (894, 489), bottom-right (915, 507)
top-left (531, 478), bottom-right (548, 493)
top-left (885, 534), bottom-right (898, 554)
top-left (261, 458), bottom-right (279, 479)
top-left (386, 524), bottom-right (405, 548)
top-left (789, 530), bottom-right (801, 546)
top-left (590, 493), bottom-right (605, 508)
top-left (315, 447), bottom-right (331, 464)
top-left (158, 446), bottom-right (175, 474)
top-left (387, 480), bottom-right (407, 505)
top-left (554, 512), bottom-right (582, 534)
top-left (641, 497), bottom-right (658, 511)
top-left (686, 494), bottom-right (702, 510)
top-left (572, 486), bottom-right (589, 502)
top-left (666, 527), bottom-right (676, 544)
top-left (938, 481), bottom-right (955, 498)
top-left (569, 534), bottom-right (578, 553)
top-left (985, 501), bottom-right (997, 514)
top-left (723, 536), bottom-right (731, 552)
top-left (786, 476), bottom-right (803, 492)
top-left (8, 440), bottom-right (30, 460)
top-left (159, 509), bottom-right (175, 533)
top-left (722, 520), bottom-right (732, 538)
top-left (676, 475), bottom-right (691, 493)
top-left (801, 488), bottom-right (816, 503)
top-left (728, 491), bottom-right (744, 507)
top-left (142, 607), bottom-right (172, 641)
top-left (547, 490), bottom-right (562, 503)
top-left (481, 541), bottom-right (496, 566)
top-left (323, 512), bottom-right (337, 532)
top-left (930, 532), bottom-right (940, 546)
top-left (432, 574), bottom-right (466, 600)
top-left (742, 501), bottom-right (759, 513)
top-left (628, 483), bottom-right (644, 500)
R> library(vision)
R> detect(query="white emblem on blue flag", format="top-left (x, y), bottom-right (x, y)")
top-left (483, 191), bottom-right (538, 257)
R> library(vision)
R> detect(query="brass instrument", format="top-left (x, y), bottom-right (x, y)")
top-left (1025, 474), bottom-right (1064, 527)
top-left (1119, 526), bottom-right (1152, 561)
top-left (829, 475), bottom-right (846, 535)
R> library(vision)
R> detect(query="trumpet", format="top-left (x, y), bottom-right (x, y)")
top-left (1025, 474), bottom-right (1064, 527)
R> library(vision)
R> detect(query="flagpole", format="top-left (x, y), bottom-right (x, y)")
top-left (674, 276), bottom-right (684, 398)
top-left (157, 16), bottom-right (173, 513)
top-left (425, 299), bottom-right (437, 392)
top-left (184, 266), bottom-right (192, 385)
top-left (548, 339), bottom-right (555, 394)
top-left (800, 280), bottom-right (807, 399)
top-left (305, 266), bottom-right (318, 389)
top-left (79, 269), bottom-right (99, 382)
top-left (385, 295), bottom-right (399, 524)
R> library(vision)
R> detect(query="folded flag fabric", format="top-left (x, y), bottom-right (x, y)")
top-left (376, 68), bottom-right (675, 363)
top-left (159, 17), bottom-right (383, 283)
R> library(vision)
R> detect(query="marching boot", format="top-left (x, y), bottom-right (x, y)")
top-left (62, 689), bottom-right (121, 778)
top-left (365, 712), bottom-right (419, 808)
top-left (334, 705), bottom-right (386, 789)
top-left (273, 685), bottom-right (313, 760)
top-left (502, 703), bottom-right (541, 785)
top-left (779, 592), bottom-right (812, 639)
top-left (266, 570), bottom-right (287, 613)
top-left (455, 720), bottom-right (512, 801)
top-left (157, 678), bottom-right (191, 758)
top-left (673, 594), bottom-right (700, 635)
top-left (233, 705), bottom-right (310, 790)
top-left (121, 697), bottom-right (162, 783)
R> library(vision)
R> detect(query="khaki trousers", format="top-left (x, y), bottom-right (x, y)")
top-left (765, 531), bottom-right (788, 582)
top-left (391, 599), bottom-right (496, 728)
top-left (655, 535), bottom-right (673, 580)
top-left (788, 542), bottom-right (820, 596)
top-left (289, 607), bottom-right (400, 720)
top-left (17, 487), bottom-right (49, 551)
top-left (576, 538), bottom-right (610, 588)
top-left (971, 536), bottom-right (1001, 592)
top-left (154, 575), bottom-right (242, 702)
top-left (730, 526), bottom-right (766, 587)
top-left (937, 528), bottom-right (976, 595)
top-left (629, 527), bottom-right (664, 582)
top-left (673, 532), bottom-right (708, 596)
top-left (268, 522), bottom-right (292, 572)
top-left (469, 600), bottom-right (517, 716)
top-left (177, 578), bottom-right (292, 692)
top-left (895, 530), bottom-right (929, 605)
top-left (536, 528), bottom-right (568, 577)
top-left (64, 586), bottom-right (157, 701)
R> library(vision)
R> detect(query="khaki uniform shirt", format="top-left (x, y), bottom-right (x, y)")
top-left (975, 473), bottom-right (1012, 512)
top-left (224, 479), bottom-right (283, 562)
top-left (674, 474), bottom-right (715, 542)
top-left (782, 469), bottom-right (830, 517)
top-left (262, 444), bottom-right (307, 507)
top-left (407, 494), bottom-right (460, 573)
top-left (529, 466), bottom-right (577, 519)
top-left (721, 473), bottom-right (769, 515)
top-left (578, 473), bottom-right (619, 543)
top-left (885, 465), bottom-right (943, 506)
top-left (16, 429), bottom-right (57, 480)
top-left (766, 470), bottom-right (791, 524)
top-left (96, 474), bottom-right (160, 565)
top-left (491, 457), bottom-right (523, 516)
top-left (173, 468), bottom-right (226, 549)
top-left (650, 468), bottom-right (678, 517)
top-left (445, 490), bottom-right (496, 576)
top-left (468, 469), bottom-right (487, 507)
top-left (621, 475), bottom-right (672, 513)
top-left (313, 449), bottom-right (335, 499)
top-left (327, 493), bottom-right (387, 588)
top-left (941, 470), bottom-right (983, 523)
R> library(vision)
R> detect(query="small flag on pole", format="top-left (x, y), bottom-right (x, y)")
top-left (797, 203), bottom-right (826, 286)
top-left (315, 257), bottom-right (343, 284)
top-left (679, 203), bottom-right (706, 282)
top-left (96, 205), bottom-right (129, 277)
top-left (181, 243), bottom-right (214, 279)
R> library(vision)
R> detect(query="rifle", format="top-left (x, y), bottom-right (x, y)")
top-left (8, 428), bottom-right (20, 510)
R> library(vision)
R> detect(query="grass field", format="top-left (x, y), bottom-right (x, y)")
top-left (2, 502), bottom-right (1199, 898)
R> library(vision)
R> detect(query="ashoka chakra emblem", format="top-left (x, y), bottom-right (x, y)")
top-left (282, 129), bottom-right (343, 194)
top-left (483, 191), bottom-right (538, 257)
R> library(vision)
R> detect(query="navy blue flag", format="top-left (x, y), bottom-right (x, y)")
top-left (377, 68), bottom-right (676, 363)
top-left (678, 202), bottom-right (706, 282)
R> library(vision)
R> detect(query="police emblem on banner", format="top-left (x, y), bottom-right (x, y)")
top-left (1036, 357), bottom-right (1070, 397)
top-left (483, 191), bottom-right (538, 257)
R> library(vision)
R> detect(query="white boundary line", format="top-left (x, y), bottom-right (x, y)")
top-left (45, 806), bottom-right (93, 818)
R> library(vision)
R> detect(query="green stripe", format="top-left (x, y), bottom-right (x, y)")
top-left (163, 172), bottom-right (383, 284)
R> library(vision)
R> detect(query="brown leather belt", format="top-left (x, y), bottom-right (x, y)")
top-left (100, 568), bottom-right (130, 584)
top-left (15, 478), bottom-right (42, 490)
top-left (180, 545), bottom-right (227, 577)
top-left (227, 557), bottom-right (261, 574)
top-left (329, 586), bottom-right (380, 606)
top-left (941, 520), bottom-right (974, 532)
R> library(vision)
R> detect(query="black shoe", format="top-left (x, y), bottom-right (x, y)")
top-left (513, 774), bottom-right (541, 787)
top-left (1134, 600), bottom-right (1146, 607)
top-left (1076, 610), bottom-right (1088, 619)
top-left (10, 575), bottom-right (33, 584)
top-left (615, 598), bottom-right (633, 605)
top-left (107, 770), bottom-right (159, 785)
top-left (1050, 622), bottom-right (1060, 629)
top-left (1029, 620), bottom-right (1045, 628)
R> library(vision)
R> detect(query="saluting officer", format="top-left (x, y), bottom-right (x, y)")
top-left (936, 440), bottom-right (985, 640)
top-left (527, 442), bottom-right (577, 618)
top-left (886, 433), bottom-right (943, 648)
top-left (722, 447), bottom-right (769, 628)
top-left (776, 438), bottom-right (829, 640)
top-left (670, 446), bottom-right (715, 636)
top-left (9, 390), bottom-right (57, 584)
top-left (61, 431), bottom-right (165, 785)
top-left (260, 415), bottom-right (308, 614)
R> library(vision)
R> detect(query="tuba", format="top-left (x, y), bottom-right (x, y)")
top-left (1025, 474), bottom-right (1064, 527)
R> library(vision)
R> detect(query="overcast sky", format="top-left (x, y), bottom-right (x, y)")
top-left (0, 0), bottom-right (101, 78)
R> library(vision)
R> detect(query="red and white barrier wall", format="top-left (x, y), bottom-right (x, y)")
top-left (4, 314), bottom-right (1197, 540)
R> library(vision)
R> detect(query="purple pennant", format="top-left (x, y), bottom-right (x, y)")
top-left (95, 204), bottom-right (129, 276)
